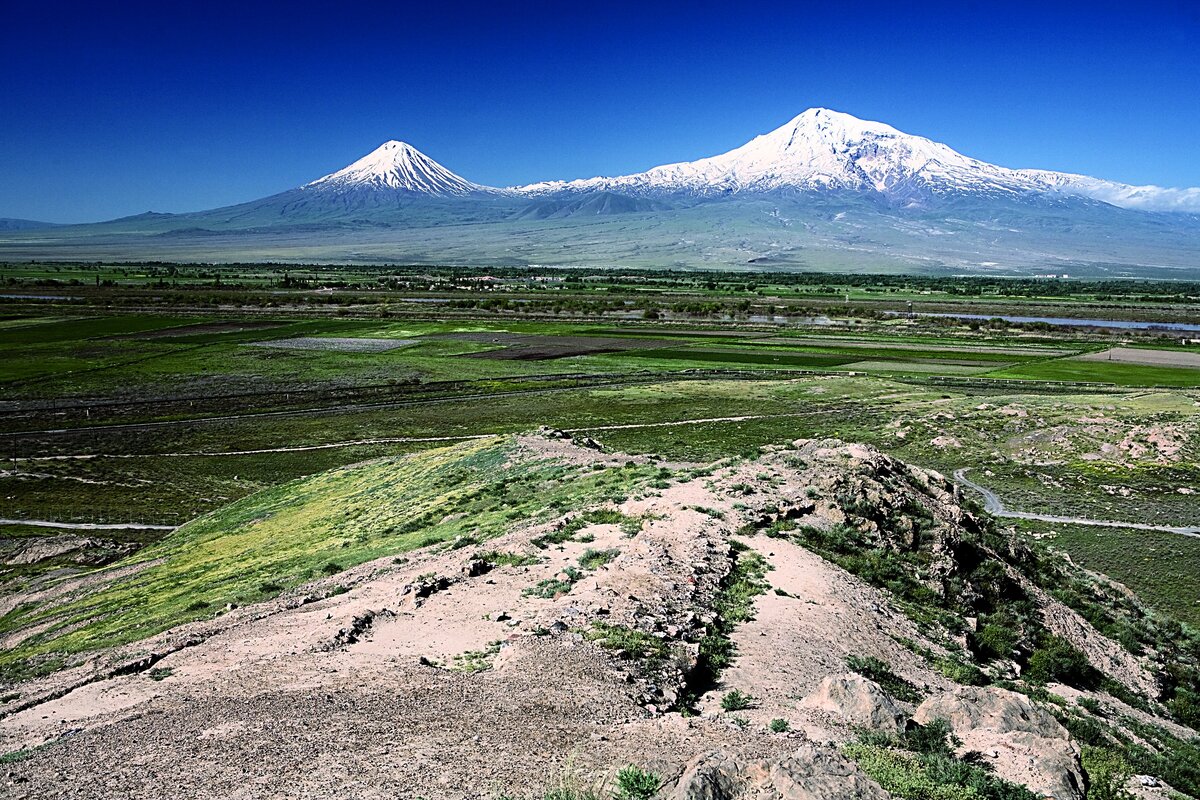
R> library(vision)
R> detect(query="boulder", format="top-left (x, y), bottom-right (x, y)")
top-left (668, 747), bottom-right (888, 800)
top-left (914, 686), bottom-right (1084, 800)
top-left (799, 673), bottom-right (907, 732)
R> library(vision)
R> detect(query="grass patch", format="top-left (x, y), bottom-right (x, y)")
top-left (0, 436), bottom-right (660, 678)
top-left (845, 654), bottom-right (925, 703)
top-left (584, 622), bottom-right (668, 660)
top-left (523, 567), bottom-right (585, 599)
top-left (578, 548), bottom-right (620, 570)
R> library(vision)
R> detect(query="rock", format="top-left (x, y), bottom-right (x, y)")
top-left (462, 559), bottom-right (492, 578)
top-left (667, 747), bottom-right (888, 800)
top-left (914, 686), bottom-right (1084, 800)
top-left (799, 674), bottom-right (907, 732)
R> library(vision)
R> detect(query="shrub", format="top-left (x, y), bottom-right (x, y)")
top-left (769, 718), bottom-right (790, 733)
top-left (523, 567), bottom-right (583, 598)
top-left (474, 550), bottom-right (540, 568)
top-left (584, 623), bottom-right (667, 660)
top-left (578, 548), bottom-right (620, 570)
top-left (1026, 636), bottom-right (1095, 688)
top-left (615, 766), bottom-right (661, 800)
top-left (1080, 746), bottom-right (1134, 800)
top-left (721, 689), bottom-right (754, 711)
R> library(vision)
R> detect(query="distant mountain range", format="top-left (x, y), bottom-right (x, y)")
top-left (3, 109), bottom-right (1198, 275)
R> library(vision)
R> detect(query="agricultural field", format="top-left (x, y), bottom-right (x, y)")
top-left (2, 264), bottom-right (1199, 634)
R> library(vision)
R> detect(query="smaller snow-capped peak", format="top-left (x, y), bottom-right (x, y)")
top-left (304, 140), bottom-right (496, 197)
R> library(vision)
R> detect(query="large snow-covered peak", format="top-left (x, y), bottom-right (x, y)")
top-left (512, 107), bottom-right (1033, 201)
top-left (304, 140), bottom-right (496, 197)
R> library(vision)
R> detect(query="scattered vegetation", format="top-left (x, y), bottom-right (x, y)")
top-left (845, 720), bottom-right (1039, 800)
top-left (578, 548), bottom-right (620, 570)
top-left (524, 567), bottom-right (584, 599)
top-left (475, 550), bottom-right (541, 568)
top-left (451, 641), bottom-right (503, 673)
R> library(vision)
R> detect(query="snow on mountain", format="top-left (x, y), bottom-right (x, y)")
top-left (1015, 169), bottom-right (1200, 213)
top-left (302, 140), bottom-right (500, 198)
top-left (512, 108), bottom-right (1200, 213)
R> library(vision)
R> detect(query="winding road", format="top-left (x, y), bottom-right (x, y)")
top-left (953, 468), bottom-right (1200, 538)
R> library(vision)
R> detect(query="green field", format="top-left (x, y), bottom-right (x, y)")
top-left (2, 264), bottom-right (1199, 645)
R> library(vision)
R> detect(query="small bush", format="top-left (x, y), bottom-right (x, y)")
top-left (1080, 746), bottom-right (1134, 800)
top-left (769, 718), bottom-right (790, 733)
top-left (475, 550), bottom-right (540, 568)
top-left (1026, 636), bottom-right (1096, 688)
top-left (585, 623), bottom-right (667, 660)
top-left (615, 765), bottom-right (661, 800)
top-left (721, 689), bottom-right (754, 711)
top-left (523, 567), bottom-right (583, 598)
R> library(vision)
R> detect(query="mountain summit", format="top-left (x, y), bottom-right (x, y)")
top-left (515, 108), bottom-right (1199, 212)
top-left (303, 140), bottom-right (496, 198)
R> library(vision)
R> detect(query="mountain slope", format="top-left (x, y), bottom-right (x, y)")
top-left (515, 108), bottom-right (1200, 213)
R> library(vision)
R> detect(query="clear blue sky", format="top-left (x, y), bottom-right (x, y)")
top-left (3, 1), bottom-right (1198, 222)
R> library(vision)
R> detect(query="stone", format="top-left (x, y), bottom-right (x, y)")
top-left (914, 686), bottom-right (1084, 800)
top-left (799, 673), bottom-right (907, 732)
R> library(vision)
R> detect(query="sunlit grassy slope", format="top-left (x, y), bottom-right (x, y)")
top-left (0, 436), bottom-right (657, 678)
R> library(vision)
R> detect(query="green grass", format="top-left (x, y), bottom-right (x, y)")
top-left (1018, 520), bottom-right (1200, 629)
top-left (988, 358), bottom-right (1200, 388)
top-left (0, 436), bottom-right (660, 677)
top-left (583, 622), bottom-right (668, 660)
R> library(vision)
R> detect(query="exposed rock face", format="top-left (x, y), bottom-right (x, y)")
top-left (668, 747), bottom-right (890, 800)
top-left (914, 686), bottom-right (1084, 800)
top-left (799, 674), bottom-right (907, 732)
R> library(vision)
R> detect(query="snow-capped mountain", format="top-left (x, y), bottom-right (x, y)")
top-left (513, 108), bottom-right (1200, 213)
top-left (302, 140), bottom-right (498, 198)
top-left (7, 109), bottom-right (1199, 275)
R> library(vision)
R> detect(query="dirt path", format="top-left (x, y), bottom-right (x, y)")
top-left (953, 468), bottom-right (1200, 538)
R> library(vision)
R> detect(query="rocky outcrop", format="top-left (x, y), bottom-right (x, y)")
top-left (667, 747), bottom-right (889, 800)
top-left (799, 674), bottom-right (908, 732)
top-left (914, 686), bottom-right (1084, 800)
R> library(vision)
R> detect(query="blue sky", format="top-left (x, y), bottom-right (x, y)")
top-left (3, 1), bottom-right (1198, 222)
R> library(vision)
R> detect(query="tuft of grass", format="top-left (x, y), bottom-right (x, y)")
top-left (475, 550), bottom-right (541, 568)
top-left (769, 718), bottom-right (790, 733)
top-left (614, 766), bottom-right (661, 800)
top-left (523, 567), bottom-right (584, 599)
top-left (451, 640), bottom-right (502, 673)
top-left (578, 548), bottom-right (620, 570)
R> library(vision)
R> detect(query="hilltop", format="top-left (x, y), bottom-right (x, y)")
top-left (1, 431), bottom-right (1197, 799)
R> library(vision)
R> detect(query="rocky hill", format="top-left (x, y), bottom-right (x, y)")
top-left (1, 432), bottom-right (1197, 799)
